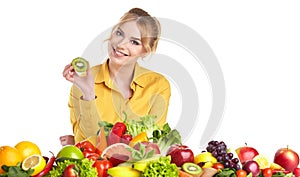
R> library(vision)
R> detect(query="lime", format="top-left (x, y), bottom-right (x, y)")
top-left (56, 145), bottom-right (84, 160)
top-left (21, 154), bottom-right (46, 176)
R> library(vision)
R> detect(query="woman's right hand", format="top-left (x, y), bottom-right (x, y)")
top-left (62, 62), bottom-right (95, 100)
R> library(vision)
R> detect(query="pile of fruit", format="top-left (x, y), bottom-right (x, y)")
top-left (1, 116), bottom-right (300, 177)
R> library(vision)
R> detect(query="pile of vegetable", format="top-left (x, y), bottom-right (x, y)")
top-left (98, 114), bottom-right (182, 155)
top-left (0, 114), bottom-right (184, 177)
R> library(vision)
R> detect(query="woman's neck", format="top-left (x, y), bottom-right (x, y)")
top-left (108, 60), bottom-right (135, 98)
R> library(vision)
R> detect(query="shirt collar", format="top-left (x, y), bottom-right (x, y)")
top-left (94, 59), bottom-right (149, 88)
top-left (95, 59), bottom-right (109, 84)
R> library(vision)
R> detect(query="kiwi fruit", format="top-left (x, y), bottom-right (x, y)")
top-left (71, 57), bottom-right (88, 73)
top-left (182, 162), bottom-right (202, 175)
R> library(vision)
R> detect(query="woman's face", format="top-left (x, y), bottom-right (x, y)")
top-left (108, 21), bottom-right (147, 67)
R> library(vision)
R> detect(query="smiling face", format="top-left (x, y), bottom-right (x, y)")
top-left (108, 21), bottom-right (147, 68)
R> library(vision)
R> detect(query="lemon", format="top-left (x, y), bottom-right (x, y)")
top-left (270, 162), bottom-right (285, 170)
top-left (253, 154), bottom-right (270, 169)
top-left (202, 161), bottom-right (215, 168)
top-left (194, 152), bottom-right (217, 168)
top-left (21, 154), bottom-right (46, 176)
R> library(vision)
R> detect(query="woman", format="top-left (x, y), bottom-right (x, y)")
top-left (61, 7), bottom-right (171, 146)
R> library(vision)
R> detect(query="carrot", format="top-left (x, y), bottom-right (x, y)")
top-left (96, 126), bottom-right (108, 152)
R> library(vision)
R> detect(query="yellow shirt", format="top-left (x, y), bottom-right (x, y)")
top-left (68, 59), bottom-right (171, 144)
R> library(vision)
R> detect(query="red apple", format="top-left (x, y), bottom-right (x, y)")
top-left (133, 141), bottom-right (160, 155)
top-left (274, 147), bottom-right (299, 172)
top-left (166, 144), bottom-right (194, 167)
top-left (235, 144), bottom-right (259, 164)
top-left (293, 167), bottom-right (300, 177)
top-left (242, 160), bottom-right (260, 177)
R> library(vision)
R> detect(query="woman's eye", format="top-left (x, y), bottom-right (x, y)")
top-left (131, 40), bottom-right (140, 45)
top-left (116, 30), bottom-right (122, 36)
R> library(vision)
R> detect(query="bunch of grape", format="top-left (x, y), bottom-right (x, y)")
top-left (206, 140), bottom-right (241, 170)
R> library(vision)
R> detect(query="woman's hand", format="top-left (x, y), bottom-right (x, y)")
top-left (62, 62), bottom-right (95, 100)
top-left (59, 135), bottom-right (75, 146)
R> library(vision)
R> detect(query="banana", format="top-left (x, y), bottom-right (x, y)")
top-left (107, 166), bottom-right (141, 177)
top-left (133, 161), bottom-right (148, 172)
top-left (133, 155), bottom-right (161, 172)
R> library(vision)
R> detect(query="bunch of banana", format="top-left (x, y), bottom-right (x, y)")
top-left (107, 166), bottom-right (141, 177)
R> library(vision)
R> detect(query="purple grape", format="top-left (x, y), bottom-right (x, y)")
top-left (232, 157), bottom-right (239, 164)
top-left (228, 152), bottom-right (234, 159)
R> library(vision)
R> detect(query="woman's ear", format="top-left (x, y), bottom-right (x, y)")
top-left (141, 51), bottom-right (149, 58)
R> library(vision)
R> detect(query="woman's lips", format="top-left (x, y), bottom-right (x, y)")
top-left (113, 47), bottom-right (128, 57)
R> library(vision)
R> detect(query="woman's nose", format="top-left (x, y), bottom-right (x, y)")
top-left (117, 38), bottom-right (129, 48)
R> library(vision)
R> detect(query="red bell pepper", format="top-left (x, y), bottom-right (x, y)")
top-left (83, 151), bottom-right (100, 161)
top-left (121, 134), bottom-right (133, 145)
top-left (107, 122), bottom-right (127, 146)
top-left (93, 159), bottom-right (113, 177)
top-left (75, 140), bottom-right (96, 153)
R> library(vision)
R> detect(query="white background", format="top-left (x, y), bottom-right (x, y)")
top-left (1, 0), bottom-right (300, 162)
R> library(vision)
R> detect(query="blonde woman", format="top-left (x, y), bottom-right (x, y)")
top-left (61, 8), bottom-right (171, 146)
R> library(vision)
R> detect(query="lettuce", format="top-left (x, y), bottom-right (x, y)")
top-left (157, 129), bottom-right (182, 156)
top-left (45, 158), bottom-right (97, 177)
top-left (141, 156), bottom-right (179, 177)
top-left (126, 115), bottom-right (160, 138)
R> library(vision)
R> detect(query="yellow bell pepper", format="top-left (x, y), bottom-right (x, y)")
top-left (129, 132), bottom-right (148, 147)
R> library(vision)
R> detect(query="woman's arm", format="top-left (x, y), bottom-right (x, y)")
top-left (69, 85), bottom-right (100, 143)
top-left (148, 78), bottom-right (171, 127)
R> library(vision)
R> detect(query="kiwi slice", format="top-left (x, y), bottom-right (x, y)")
top-left (182, 162), bottom-right (202, 175)
top-left (71, 57), bottom-right (88, 73)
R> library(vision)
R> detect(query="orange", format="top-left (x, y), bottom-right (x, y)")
top-left (15, 141), bottom-right (41, 161)
top-left (0, 146), bottom-right (22, 174)
top-left (101, 143), bottom-right (133, 160)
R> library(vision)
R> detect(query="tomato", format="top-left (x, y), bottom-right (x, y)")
top-left (212, 162), bottom-right (224, 171)
top-left (75, 140), bottom-right (96, 153)
top-left (262, 168), bottom-right (272, 177)
top-left (93, 159), bottom-right (113, 177)
top-left (236, 169), bottom-right (247, 177)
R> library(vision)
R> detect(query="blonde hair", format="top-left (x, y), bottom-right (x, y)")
top-left (109, 8), bottom-right (161, 54)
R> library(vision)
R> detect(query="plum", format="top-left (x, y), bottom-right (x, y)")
top-left (242, 160), bottom-right (260, 177)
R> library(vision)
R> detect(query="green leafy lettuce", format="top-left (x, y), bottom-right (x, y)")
top-left (45, 158), bottom-right (97, 177)
top-left (126, 115), bottom-right (160, 138)
top-left (141, 156), bottom-right (178, 177)
top-left (156, 127), bottom-right (182, 156)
